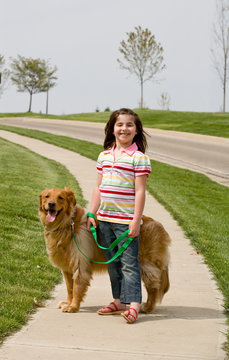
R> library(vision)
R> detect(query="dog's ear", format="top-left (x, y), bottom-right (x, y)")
top-left (64, 187), bottom-right (76, 206)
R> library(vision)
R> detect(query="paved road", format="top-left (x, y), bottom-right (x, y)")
top-left (0, 117), bottom-right (229, 186)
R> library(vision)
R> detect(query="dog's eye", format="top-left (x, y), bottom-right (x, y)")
top-left (58, 196), bottom-right (64, 200)
top-left (45, 195), bottom-right (50, 199)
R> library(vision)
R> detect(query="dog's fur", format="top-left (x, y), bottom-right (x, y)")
top-left (39, 187), bottom-right (171, 313)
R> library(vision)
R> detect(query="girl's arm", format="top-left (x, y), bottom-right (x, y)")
top-left (128, 174), bottom-right (148, 238)
top-left (87, 173), bottom-right (102, 230)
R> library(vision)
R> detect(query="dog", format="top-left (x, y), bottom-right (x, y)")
top-left (39, 187), bottom-right (171, 313)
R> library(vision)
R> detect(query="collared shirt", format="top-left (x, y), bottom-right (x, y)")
top-left (96, 142), bottom-right (151, 224)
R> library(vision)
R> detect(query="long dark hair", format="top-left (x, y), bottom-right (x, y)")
top-left (103, 108), bottom-right (148, 153)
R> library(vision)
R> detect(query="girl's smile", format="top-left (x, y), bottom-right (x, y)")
top-left (113, 114), bottom-right (137, 147)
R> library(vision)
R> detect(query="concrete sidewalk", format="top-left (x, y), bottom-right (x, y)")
top-left (0, 130), bottom-right (227, 360)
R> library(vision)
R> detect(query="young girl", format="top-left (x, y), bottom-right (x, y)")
top-left (87, 108), bottom-right (151, 324)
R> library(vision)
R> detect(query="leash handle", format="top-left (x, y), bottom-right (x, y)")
top-left (87, 212), bottom-right (96, 220)
top-left (87, 212), bottom-right (129, 250)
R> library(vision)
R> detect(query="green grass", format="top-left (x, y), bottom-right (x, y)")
top-left (0, 109), bottom-right (229, 137)
top-left (0, 138), bottom-right (85, 343)
top-left (0, 125), bottom-right (229, 354)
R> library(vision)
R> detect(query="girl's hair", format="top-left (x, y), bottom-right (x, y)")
top-left (103, 108), bottom-right (148, 153)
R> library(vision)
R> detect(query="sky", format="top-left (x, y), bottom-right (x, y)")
top-left (0, 0), bottom-right (225, 114)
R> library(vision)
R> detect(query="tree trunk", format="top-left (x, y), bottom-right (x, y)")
top-left (222, 56), bottom-right (227, 113)
top-left (140, 78), bottom-right (143, 108)
top-left (222, 58), bottom-right (226, 112)
top-left (222, 85), bottom-right (226, 113)
top-left (46, 89), bottom-right (49, 114)
top-left (28, 92), bottom-right (33, 112)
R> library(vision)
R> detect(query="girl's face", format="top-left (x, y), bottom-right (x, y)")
top-left (113, 114), bottom-right (137, 147)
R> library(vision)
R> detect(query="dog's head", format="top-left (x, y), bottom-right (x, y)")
top-left (39, 187), bottom-right (76, 227)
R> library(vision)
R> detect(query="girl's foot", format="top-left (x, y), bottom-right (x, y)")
top-left (97, 301), bottom-right (126, 315)
top-left (121, 307), bottom-right (138, 323)
top-left (121, 302), bottom-right (140, 323)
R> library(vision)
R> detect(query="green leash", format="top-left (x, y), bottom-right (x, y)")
top-left (87, 212), bottom-right (131, 251)
top-left (72, 212), bottom-right (134, 264)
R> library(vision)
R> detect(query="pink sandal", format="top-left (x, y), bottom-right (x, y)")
top-left (121, 307), bottom-right (138, 323)
top-left (97, 302), bottom-right (124, 315)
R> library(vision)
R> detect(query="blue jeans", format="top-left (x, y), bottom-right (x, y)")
top-left (97, 221), bottom-right (142, 304)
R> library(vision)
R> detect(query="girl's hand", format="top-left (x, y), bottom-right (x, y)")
top-left (87, 216), bottom-right (96, 231)
top-left (128, 220), bottom-right (141, 238)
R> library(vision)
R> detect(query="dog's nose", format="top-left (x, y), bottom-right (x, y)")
top-left (48, 201), bottom-right (56, 209)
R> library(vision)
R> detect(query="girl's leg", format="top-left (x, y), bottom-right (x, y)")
top-left (112, 223), bottom-right (142, 322)
top-left (97, 221), bottom-right (126, 313)
top-left (111, 223), bottom-right (142, 303)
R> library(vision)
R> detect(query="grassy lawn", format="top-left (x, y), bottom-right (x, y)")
top-left (0, 125), bottom-right (228, 354)
top-left (0, 138), bottom-right (85, 343)
top-left (0, 109), bottom-right (229, 138)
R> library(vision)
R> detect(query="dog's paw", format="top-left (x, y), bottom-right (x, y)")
top-left (57, 301), bottom-right (70, 309)
top-left (139, 302), bottom-right (154, 314)
top-left (61, 304), bottom-right (79, 313)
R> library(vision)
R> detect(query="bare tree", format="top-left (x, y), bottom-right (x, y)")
top-left (117, 26), bottom-right (166, 108)
top-left (158, 92), bottom-right (171, 110)
top-left (212, 0), bottom-right (229, 112)
top-left (0, 55), bottom-right (10, 99)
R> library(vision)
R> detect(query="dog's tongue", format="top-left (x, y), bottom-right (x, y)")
top-left (46, 211), bottom-right (57, 223)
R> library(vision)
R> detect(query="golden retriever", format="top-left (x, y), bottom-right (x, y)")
top-left (39, 187), bottom-right (171, 313)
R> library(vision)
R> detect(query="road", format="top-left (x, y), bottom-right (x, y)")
top-left (0, 117), bottom-right (229, 186)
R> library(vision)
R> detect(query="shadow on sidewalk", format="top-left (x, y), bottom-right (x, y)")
top-left (79, 305), bottom-right (225, 322)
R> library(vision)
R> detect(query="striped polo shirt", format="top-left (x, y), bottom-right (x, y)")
top-left (96, 142), bottom-right (151, 224)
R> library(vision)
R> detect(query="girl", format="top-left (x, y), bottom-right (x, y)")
top-left (87, 108), bottom-right (151, 324)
